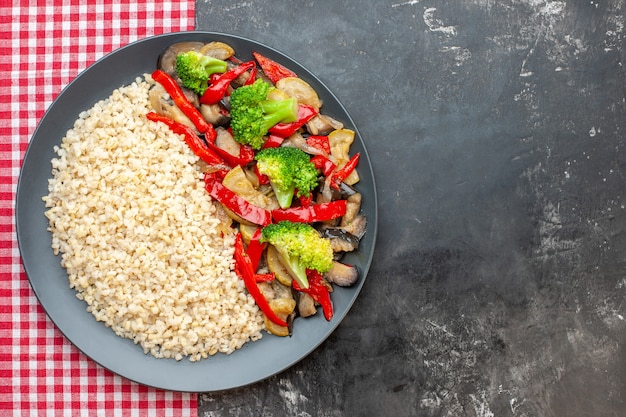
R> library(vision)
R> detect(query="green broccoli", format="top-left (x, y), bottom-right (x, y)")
top-left (255, 147), bottom-right (319, 209)
top-left (229, 79), bottom-right (298, 149)
top-left (175, 51), bottom-right (228, 95)
top-left (261, 221), bottom-right (333, 289)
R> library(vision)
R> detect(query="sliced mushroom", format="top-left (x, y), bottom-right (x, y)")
top-left (276, 77), bottom-right (322, 109)
top-left (199, 41), bottom-right (235, 60)
top-left (341, 214), bottom-right (367, 240)
top-left (148, 84), bottom-right (198, 132)
top-left (324, 261), bottom-right (359, 287)
top-left (200, 103), bottom-right (230, 126)
top-left (221, 165), bottom-right (280, 211)
top-left (306, 114), bottom-right (344, 136)
top-left (264, 298), bottom-right (296, 337)
top-left (328, 129), bottom-right (360, 186)
top-left (341, 192), bottom-right (362, 227)
top-left (158, 41), bottom-right (205, 76)
top-left (282, 133), bottom-right (328, 156)
top-left (266, 244), bottom-right (293, 287)
top-left (297, 292), bottom-right (317, 317)
top-left (321, 227), bottom-right (360, 253)
top-left (214, 127), bottom-right (240, 157)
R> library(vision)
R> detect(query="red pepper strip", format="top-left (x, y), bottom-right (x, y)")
top-left (234, 233), bottom-right (288, 327)
top-left (272, 200), bottom-right (347, 223)
top-left (268, 104), bottom-right (318, 137)
top-left (146, 112), bottom-right (224, 165)
top-left (252, 51), bottom-right (298, 85)
top-left (151, 70), bottom-right (211, 134)
top-left (205, 141), bottom-right (255, 167)
top-left (254, 273), bottom-right (275, 283)
top-left (310, 155), bottom-right (336, 177)
top-left (200, 61), bottom-right (256, 105)
top-left (246, 228), bottom-right (266, 271)
top-left (204, 175), bottom-right (272, 226)
top-left (262, 134), bottom-right (285, 149)
top-left (253, 163), bottom-right (270, 185)
top-left (297, 193), bottom-right (313, 208)
top-left (330, 152), bottom-right (361, 190)
top-left (243, 64), bottom-right (258, 86)
top-left (306, 135), bottom-right (331, 154)
top-left (293, 270), bottom-right (333, 321)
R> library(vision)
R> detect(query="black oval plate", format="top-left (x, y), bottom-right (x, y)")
top-left (15, 31), bottom-right (377, 392)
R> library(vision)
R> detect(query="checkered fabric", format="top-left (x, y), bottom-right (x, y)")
top-left (0, 1), bottom-right (197, 415)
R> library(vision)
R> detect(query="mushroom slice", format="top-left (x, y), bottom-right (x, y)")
top-left (199, 41), bottom-right (235, 60)
top-left (265, 298), bottom-right (296, 337)
top-left (325, 261), bottom-right (359, 287)
top-left (276, 77), bottom-right (322, 109)
top-left (341, 192), bottom-right (362, 227)
top-left (214, 127), bottom-right (240, 157)
top-left (200, 103), bottom-right (230, 126)
top-left (282, 133), bottom-right (327, 156)
top-left (306, 114), bottom-right (344, 136)
top-left (320, 227), bottom-right (360, 253)
top-left (158, 41), bottom-right (205, 76)
top-left (266, 244), bottom-right (293, 287)
top-left (148, 84), bottom-right (198, 132)
top-left (297, 292), bottom-right (317, 318)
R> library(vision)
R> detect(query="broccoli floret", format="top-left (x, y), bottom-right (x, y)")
top-left (230, 79), bottom-right (298, 149)
top-left (261, 221), bottom-right (333, 289)
top-left (255, 147), bottom-right (319, 209)
top-left (175, 51), bottom-right (228, 95)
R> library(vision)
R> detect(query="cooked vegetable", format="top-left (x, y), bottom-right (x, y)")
top-left (252, 51), bottom-right (298, 84)
top-left (233, 233), bottom-right (288, 327)
top-left (175, 51), bottom-right (228, 95)
top-left (148, 41), bottom-right (367, 340)
top-left (204, 172), bottom-right (272, 227)
top-left (151, 69), bottom-right (211, 134)
top-left (330, 152), bottom-right (360, 190)
top-left (324, 261), bottom-right (359, 287)
top-left (261, 221), bottom-right (333, 289)
top-left (271, 200), bottom-right (347, 223)
top-left (275, 77), bottom-right (322, 109)
top-left (229, 79), bottom-right (299, 149)
top-left (293, 270), bottom-right (334, 321)
top-left (267, 104), bottom-right (318, 138)
top-left (255, 147), bottom-right (319, 209)
top-left (146, 112), bottom-right (222, 166)
top-left (200, 61), bottom-right (256, 105)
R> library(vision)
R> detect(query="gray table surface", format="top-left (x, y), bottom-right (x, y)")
top-left (196, 1), bottom-right (626, 416)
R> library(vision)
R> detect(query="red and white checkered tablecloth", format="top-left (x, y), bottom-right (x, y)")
top-left (0, 1), bottom-right (198, 415)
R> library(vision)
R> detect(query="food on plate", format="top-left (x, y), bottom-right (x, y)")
top-left (43, 79), bottom-right (264, 361)
top-left (43, 40), bottom-right (367, 360)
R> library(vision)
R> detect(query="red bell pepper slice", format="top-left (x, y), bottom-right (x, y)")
top-left (253, 163), bottom-right (270, 185)
top-left (205, 141), bottom-right (255, 168)
top-left (204, 174), bottom-right (272, 226)
top-left (306, 135), bottom-right (331, 154)
top-left (268, 104), bottom-right (318, 137)
top-left (330, 152), bottom-right (360, 190)
top-left (246, 228), bottom-right (266, 271)
top-left (151, 70), bottom-right (211, 134)
top-left (200, 61), bottom-right (256, 105)
top-left (293, 270), bottom-right (333, 321)
top-left (243, 64), bottom-right (258, 86)
top-left (261, 134), bottom-right (285, 149)
top-left (254, 273), bottom-right (275, 283)
top-left (234, 233), bottom-right (288, 327)
top-left (271, 200), bottom-right (347, 223)
top-left (252, 51), bottom-right (298, 85)
top-left (297, 193), bottom-right (313, 208)
top-left (310, 155), bottom-right (336, 177)
top-left (146, 112), bottom-right (223, 166)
